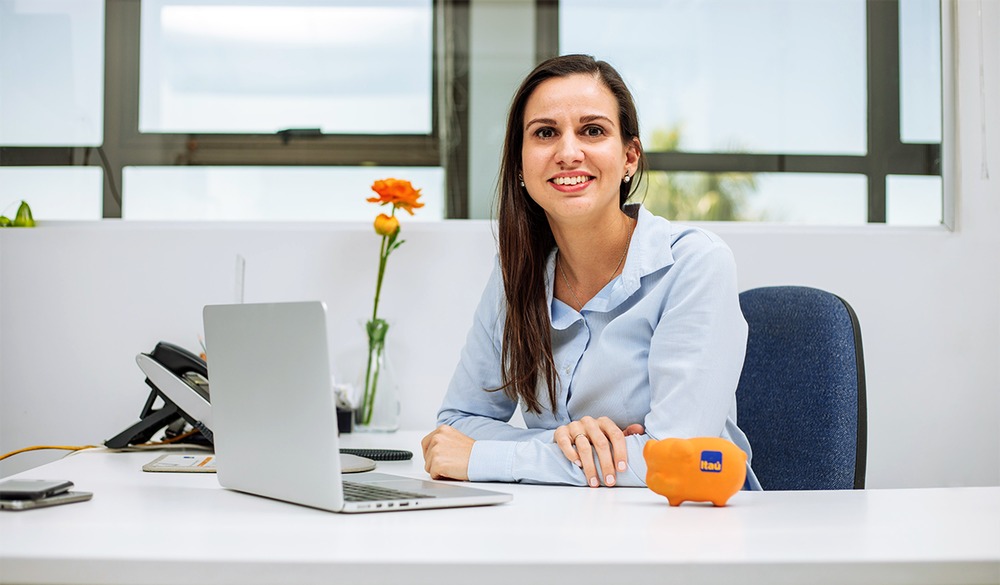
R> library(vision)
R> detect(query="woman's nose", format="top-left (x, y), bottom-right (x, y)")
top-left (554, 134), bottom-right (584, 165)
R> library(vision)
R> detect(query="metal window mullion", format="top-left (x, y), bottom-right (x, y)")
top-left (536, 0), bottom-right (559, 63)
top-left (889, 143), bottom-right (942, 175)
top-left (176, 135), bottom-right (441, 167)
top-left (644, 152), bottom-right (869, 175)
top-left (0, 147), bottom-right (76, 166)
top-left (100, 0), bottom-right (133, 218)
top-left (442, 0), bottom-right (471, 219)
top-left (866, 0), bottom-right (902, 223)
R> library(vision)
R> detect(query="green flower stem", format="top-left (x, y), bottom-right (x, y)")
top-left (361, 207), bottom-right (399, 426)
top-left (361, 318), bottom-right (389, 426)
top-left (370, 208), bottom-right (399, 323)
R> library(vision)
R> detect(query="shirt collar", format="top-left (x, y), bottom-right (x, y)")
top-left (547, 203), bottom-right (677, 328)
top-left (620, 203), bottom-right (677, 292)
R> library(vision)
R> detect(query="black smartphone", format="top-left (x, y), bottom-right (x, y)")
top-left (0, 491), bottom-right (93, 511)
top-left (0, 479), bottom-right (74, 500)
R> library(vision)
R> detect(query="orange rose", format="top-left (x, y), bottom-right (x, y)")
top-left (373, 213), bottom-right (400, 236)
top-left (366, 178), bottom-right (425, 215)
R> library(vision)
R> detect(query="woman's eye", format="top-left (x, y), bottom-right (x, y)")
top-left (535, 127), bottom-right (556, 139)
top-left (583, 126), bottom-right (605, 137)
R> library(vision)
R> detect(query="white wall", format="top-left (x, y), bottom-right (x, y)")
top-left (1, 1), bottom-right (998, 488)
top-left (0, 221), bottom-right (499, 476)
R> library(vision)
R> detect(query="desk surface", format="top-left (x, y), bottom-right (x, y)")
top-left (1, 432), bottom-right (998, 585)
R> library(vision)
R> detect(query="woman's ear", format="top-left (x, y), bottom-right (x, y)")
top-left (625, 137), bottom-right (642, 175)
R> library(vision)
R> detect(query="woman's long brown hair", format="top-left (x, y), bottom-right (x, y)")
top-left (495, 54), bottom-right (645, 414)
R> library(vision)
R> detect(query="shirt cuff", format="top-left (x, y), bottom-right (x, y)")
top-left (467, 440), bottom-right (516, 482)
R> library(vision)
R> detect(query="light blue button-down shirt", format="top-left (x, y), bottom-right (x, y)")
top-left (437, 204), bottom-right (761, 489)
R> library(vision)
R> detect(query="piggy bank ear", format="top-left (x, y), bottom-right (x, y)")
top-left (644, 438), bottom-right (666, 458)
top-left (643, 439), bottom-right (668, 471)
top-left (661, 438), bottom-right (683, 453)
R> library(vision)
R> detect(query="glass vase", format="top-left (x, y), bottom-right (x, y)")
top-left (354, 318), bottom-right (400, 432)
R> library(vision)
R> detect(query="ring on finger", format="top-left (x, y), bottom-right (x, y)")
top-left (573, 433), bottom-right (587, 442)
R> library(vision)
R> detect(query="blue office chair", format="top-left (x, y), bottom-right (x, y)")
top-left (736, 286), bottom-right (867, 490)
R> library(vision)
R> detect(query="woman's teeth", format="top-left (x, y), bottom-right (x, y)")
top-left (552, 176), bottom-right (590, 186)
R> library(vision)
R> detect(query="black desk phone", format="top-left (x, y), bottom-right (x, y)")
top-left (106, 343), bottom-right (410, 460)
top-left (105, 342), bottom-right (213, 448)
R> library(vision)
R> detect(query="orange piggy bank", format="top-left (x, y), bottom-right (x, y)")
top-left (643, 437), bottom-right (747, 507)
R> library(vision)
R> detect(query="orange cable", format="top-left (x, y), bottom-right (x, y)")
top-left (0, 444), bottom-right (98, 462)
top-left (1, 428), bottom-right (205, 461)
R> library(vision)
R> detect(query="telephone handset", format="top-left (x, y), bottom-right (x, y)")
top-left (105, 342), bottom-right (214, 448)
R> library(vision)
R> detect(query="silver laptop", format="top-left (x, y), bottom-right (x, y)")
top-left (203, 300), bottom-right (512, 513)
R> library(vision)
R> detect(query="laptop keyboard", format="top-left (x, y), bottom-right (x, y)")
top-left (342, 481), bottom-right (435, 502)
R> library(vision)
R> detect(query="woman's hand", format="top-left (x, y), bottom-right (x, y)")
top-left (421, 425), bottom-right (475, 481)
top-left (553, 416), bottom-right (644, 487)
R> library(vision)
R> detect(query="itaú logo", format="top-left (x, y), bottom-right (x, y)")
top-left (700, 450), bottom-right (723, 473)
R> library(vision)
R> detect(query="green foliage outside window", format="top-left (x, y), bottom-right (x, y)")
top-left (640, 127), bottom-right (761, 222)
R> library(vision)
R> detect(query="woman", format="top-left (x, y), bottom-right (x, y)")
top-left (422, 54), bottom-right (760, 490)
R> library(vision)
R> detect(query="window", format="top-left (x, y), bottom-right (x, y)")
top-left (556, 0), bottom-right (943, 225)
top-left (0, 167), bottom-right (103, 220)
top-left (1, 0), bottom-right (454, 220)
top-left (0, 0), bottom-right (105, 219)
top-left (1, 0), bottom-right (945, 225)
top-left (562, 0), bottom-right (867, 156)
top-left (138, 1), bottom-right (433, 135)
top-left (0, 0), bottom-right (105, 146)
top-left (122, 166), bottom-right (445, 220)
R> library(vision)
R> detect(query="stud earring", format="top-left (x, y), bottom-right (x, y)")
top-left (518, 174), bottom-right (525, 187)
top-left (623, 173), bottom-right (632, 184)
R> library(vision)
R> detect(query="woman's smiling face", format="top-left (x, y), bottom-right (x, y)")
top-left (520, 72), bottom-right (639, 226)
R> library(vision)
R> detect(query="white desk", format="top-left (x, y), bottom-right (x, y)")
top-left (1, 432), bottom-right (998, 585)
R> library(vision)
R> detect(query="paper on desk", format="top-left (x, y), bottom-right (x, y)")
top-left (142, 454), bottom-right (217, 473)
top-left (141, 453), bottom-right (375, 474)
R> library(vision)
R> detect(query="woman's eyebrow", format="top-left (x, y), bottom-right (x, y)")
top-left (524, 117), bottom-right (557, 131)
top-left (579, 114), bottom-right (614, 125)
top-left (525, 114), bottom-right (615, 131)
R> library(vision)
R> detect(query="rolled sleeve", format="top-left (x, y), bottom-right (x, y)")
top-left (467, 440), bottom-right (516, 482)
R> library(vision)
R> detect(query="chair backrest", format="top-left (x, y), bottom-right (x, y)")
top-left (736, 286), bottom-right (867, 490)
